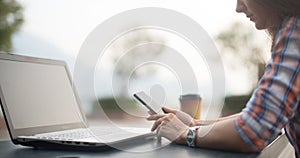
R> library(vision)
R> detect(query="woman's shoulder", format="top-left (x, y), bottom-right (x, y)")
top-left (273, 16), bottom-right (300, 55)
top-left (281, 16), bottom-right (300, 30)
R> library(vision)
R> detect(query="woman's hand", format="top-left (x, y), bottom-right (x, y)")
top-left (161, 106), bottom-right (196, 127)
top-left (147, 113), bottom-right (189, 144)
top-left (160, 107), bottom-right (241, 127)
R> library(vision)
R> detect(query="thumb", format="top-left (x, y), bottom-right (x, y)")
top-left (162, 106), bottom-right (177, 114)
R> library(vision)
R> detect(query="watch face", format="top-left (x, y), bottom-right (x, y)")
top-left (187, 128), bottom-right (196, 147)
top-left (187, 130), bottom-right (193, 138)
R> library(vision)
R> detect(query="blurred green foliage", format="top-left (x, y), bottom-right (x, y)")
top-left (93, 97), bottom-right (138, 112)
top-left (222, 94), bottom-right (252, 115)
top-left (95, 95), bottom-right (251, 117)
top-left (0, 0), bottom-right (23, 52)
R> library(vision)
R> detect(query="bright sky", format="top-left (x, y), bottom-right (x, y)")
top-left (17, 0), bottom-right (246, 58)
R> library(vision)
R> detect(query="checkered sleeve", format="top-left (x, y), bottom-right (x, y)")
top-left (235, 17), bottom-right (300, 151)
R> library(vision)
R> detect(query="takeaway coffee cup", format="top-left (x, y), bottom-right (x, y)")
top-left (179, 94), bottom-right (202, 119)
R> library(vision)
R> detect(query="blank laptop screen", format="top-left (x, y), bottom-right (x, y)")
top-left (0, 59), bottom-right (84, 129)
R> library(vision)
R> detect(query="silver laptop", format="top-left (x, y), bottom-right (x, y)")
top-left (0, 53), bottom-right (154, 151)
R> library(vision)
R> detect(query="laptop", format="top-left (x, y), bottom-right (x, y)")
top-left (0, 53), bottom-right (155, 151)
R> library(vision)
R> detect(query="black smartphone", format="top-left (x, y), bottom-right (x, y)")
top-left (133, 91), bottom-right (159, 115)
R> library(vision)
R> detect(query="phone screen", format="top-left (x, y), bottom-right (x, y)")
top-left (133, 91), bottom-right (160, 115)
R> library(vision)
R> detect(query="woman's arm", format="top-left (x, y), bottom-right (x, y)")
top-left (161, 106), bottom-right (240, 126)
top-left (148, 113), bottom-right (255, 152)
top-left (194, 116), bottom-right (255, 152)
top-left (193, 113), bottom-right (240, 126)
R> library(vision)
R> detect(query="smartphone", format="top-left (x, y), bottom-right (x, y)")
top-left (133, 91), bottom-right (160, 115)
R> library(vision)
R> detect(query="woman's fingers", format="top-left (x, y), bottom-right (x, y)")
top-left (147, 114), bottom-right (168, 131)
top-left (152, 114), bottom-right (189, 143)
top-left (147, 114), bottom-right (166, 120)
top-left (151, 117), bottom-right (165, 131)
top-left (162, 106), bottom-right (177, 114)
top-left (150, 113), bottom-right (176, 131)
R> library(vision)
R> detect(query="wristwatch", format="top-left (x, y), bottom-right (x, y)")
top-left (186, 127), bottom-right (199, 147)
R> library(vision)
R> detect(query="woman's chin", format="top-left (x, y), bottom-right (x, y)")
top-left (255, 23), bottom-right (265, 30)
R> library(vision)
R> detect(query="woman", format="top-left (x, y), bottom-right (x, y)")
top-left (147, 0), bottom-right (300, 157)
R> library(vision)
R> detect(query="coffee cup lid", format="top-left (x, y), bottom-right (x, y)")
top-left (179, 94), bottom-right (201, 100)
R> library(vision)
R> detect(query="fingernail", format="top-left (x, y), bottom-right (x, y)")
top-left (151, 127), bottom-right (156, 132)
top-left (151, 126), bottom-right (155, 131)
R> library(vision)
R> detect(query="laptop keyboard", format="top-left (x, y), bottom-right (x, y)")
top-left (34, 127), bottom-right (151, 141)
top-left (35, 128), bottom-right (95, 140)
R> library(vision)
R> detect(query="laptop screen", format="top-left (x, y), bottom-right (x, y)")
top-left (0, 58), bottom-right (84, 130)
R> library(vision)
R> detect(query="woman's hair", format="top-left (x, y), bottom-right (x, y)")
top-left (254, 0), bottom-right (300, 45)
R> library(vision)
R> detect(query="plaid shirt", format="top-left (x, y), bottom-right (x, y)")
top-left (235, 16), bottom-right (300, 157)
